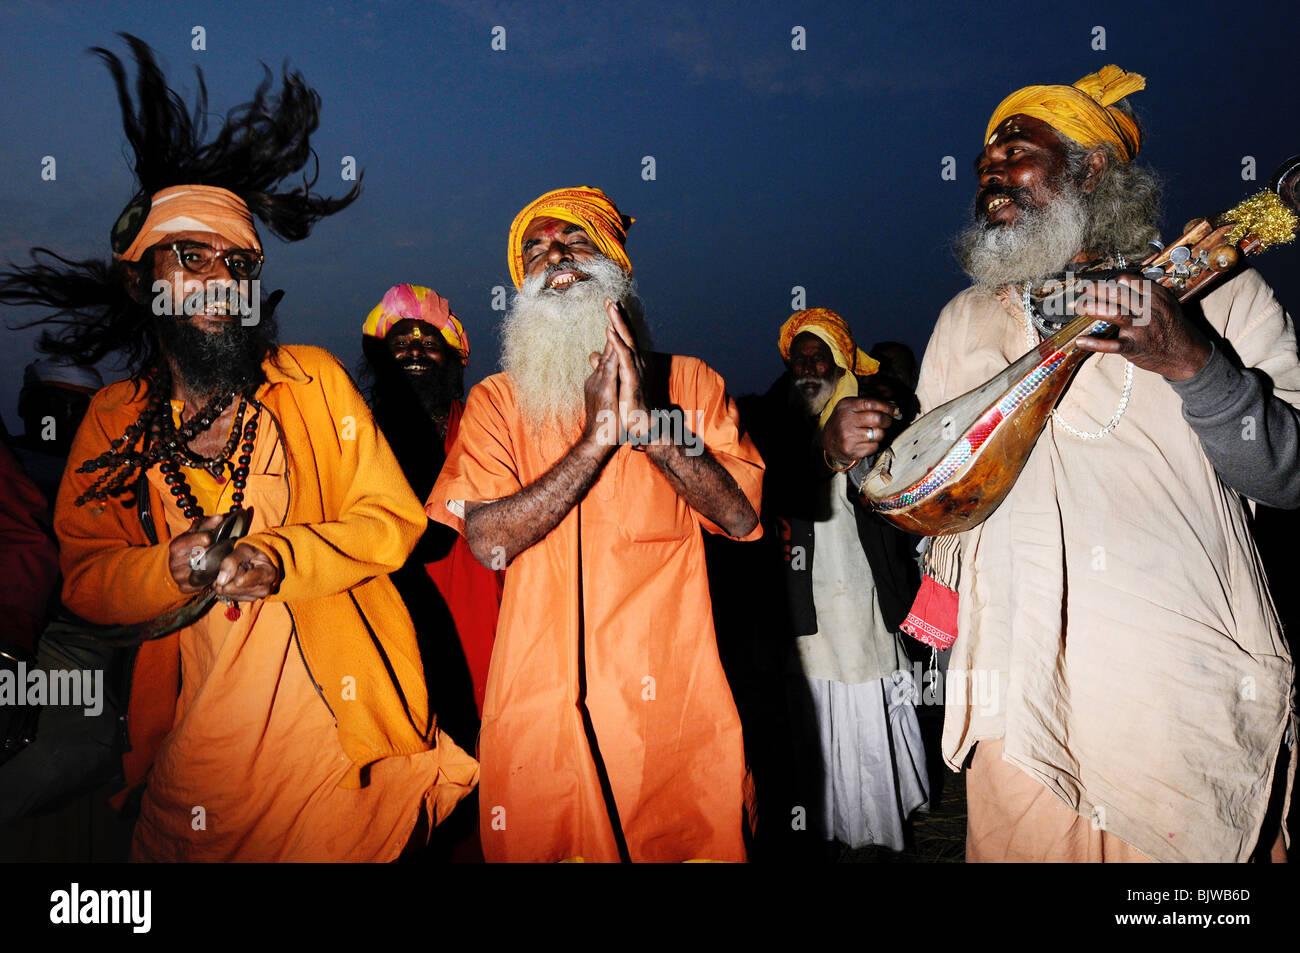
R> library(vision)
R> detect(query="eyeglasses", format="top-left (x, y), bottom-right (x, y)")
top-left (166, 242), bottom-right (263, 280)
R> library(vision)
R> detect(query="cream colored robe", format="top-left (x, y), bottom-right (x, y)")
top-left (915, 269), bottom-right (1296, 862)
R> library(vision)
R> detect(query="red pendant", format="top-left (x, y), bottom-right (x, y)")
top-left (225, 602), bottom-right (242, 622)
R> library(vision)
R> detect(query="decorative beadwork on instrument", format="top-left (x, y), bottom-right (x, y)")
top-left (873, 339), bottom-right (1089, 511)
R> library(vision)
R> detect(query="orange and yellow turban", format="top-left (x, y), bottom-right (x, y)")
top-left (115, 185), bottom-right (261, 262)
top-left (507, 186), bottom-right (634, 289)
top-left (985, 65), bottom-right (1146, 162)
top-left (362, 284), bottom-right (470, 365)
top-left (779, 308), bottom-right (879, 430)
top-left (779, 308), bottom-right (877, 377)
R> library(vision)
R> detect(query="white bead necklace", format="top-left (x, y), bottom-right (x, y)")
top-left (1021, 281), bottom-right (1133, 440)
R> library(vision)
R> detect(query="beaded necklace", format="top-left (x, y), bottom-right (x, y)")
top-left (75, 364), bottom-right (259, 516)
top-left (159, 398), bottom-right (259, 520)
top-left (1020, 281), bottom-right (1133, 440)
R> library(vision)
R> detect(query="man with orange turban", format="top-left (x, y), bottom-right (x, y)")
top-left (429, 186), bottom-right (765, 861)
top-left (737, 308), bottom-right (927, 854)
top-left (2, 37), bottom-right (477, 861)
top-left (826, 66), bottom-right (1299, 863)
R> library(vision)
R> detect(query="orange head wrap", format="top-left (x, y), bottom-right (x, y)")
top-left (984, 65), bottom-right (1146, 162)
top-left (114, 185), bottom-right (262, 262)
top-left (778, 308), bottom-right (877, 377)
top-left (362, 284), bottom-right (469, 364)
top-left (507, 186), bottom-right (634, 289)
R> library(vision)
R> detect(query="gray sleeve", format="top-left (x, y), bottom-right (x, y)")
top-left (1168, 343), bottom-right (1300, 508)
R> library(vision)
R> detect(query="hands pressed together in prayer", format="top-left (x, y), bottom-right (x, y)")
top-left (169, 514), bottom-right (280, 602)
top-left (821, 398), bottom-right (903, 470)
top-left (581, 298), bottom-right (657, 458)
top-left (467, 294), bottom-right (756, 567)
top-left (1073, 274), bottom-right (1213, 381)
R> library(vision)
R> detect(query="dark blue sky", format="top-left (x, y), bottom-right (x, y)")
top-left (3, 0), bottom-right (1297, 435)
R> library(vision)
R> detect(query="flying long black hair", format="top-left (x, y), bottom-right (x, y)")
top-left (0, 33), bottom-right (360, 379)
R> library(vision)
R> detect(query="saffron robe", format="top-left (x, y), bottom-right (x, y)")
top-left (55, 346), bottom-right (478, 860)
top-left (429, 354), bottom-right (764, 862)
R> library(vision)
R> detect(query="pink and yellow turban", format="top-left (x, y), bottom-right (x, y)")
top-left (507, 186), bottom-right (634, 289)
top-left (362, 284), bottom-right (470, 365)
top-left (779, 308), bottom-right (879, 430)
top-left (114, 185), bottom-right (261, 262)
top-left (985, 65), bottom-right (1146, 162)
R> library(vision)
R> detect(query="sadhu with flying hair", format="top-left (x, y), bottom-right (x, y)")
top-left (0, 35), bottom-right (476, 861)
top-left (428, 186), bottom-right (766, 862)
top-left (825, 65), bottom-right (1300, 862)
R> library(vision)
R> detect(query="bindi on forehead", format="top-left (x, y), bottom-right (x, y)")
top-left (524, 218), bottom-right (587, 243)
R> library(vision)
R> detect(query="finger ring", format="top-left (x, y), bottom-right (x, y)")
top-left (188, 546), bottom-right (205, 571)
top-left (867, 426), bottom-right (876, 442)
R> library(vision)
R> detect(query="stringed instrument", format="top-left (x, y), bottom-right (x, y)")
top-left (861, 155), bottom-right (1300, 536)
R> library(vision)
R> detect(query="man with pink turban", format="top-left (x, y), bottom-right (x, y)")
top-left (361, 284), bottom-right (502, 747)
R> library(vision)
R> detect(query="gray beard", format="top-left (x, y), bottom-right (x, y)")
top-left (792, 376), bottom-right (836, 417)
top-left (501, 256), bottom-right (649, 431)
top-left (955, 190), bottom-right (1089, 290)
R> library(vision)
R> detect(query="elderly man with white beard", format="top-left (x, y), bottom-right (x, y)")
top-left (429, 186), bottom-right (765, 862)
top-left (825, 66), bottom-right (1300, 862)
top-left (738, 309), bottom-right (928, 856)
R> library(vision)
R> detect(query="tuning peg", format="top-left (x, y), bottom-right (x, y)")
top-left (1209, 244), bottom-right (1239, 272)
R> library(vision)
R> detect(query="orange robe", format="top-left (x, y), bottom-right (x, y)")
top-left (429, 355), bottom-right (764, 862)
top-left (55, 346), bottom-right (478, 861)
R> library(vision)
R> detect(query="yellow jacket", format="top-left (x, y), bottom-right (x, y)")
top-left (55, 345), bottom-right (442, 789)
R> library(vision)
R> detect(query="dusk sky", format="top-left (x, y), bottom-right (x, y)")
top-left (2, 0), bottom-right (1297, 436)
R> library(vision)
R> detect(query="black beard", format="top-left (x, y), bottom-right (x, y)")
top-left (154, 312), bottom-right (275, 399)
top-left (400, 363), bottom-right (464, 418)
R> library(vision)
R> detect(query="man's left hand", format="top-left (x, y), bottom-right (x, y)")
top-left (213, 543), bottom-right (280, 602)
top-left (1073, 274), bottom-right (1212, 381)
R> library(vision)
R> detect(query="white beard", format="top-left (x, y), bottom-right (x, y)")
top-left (792, 376), bottom-right (836, 417)
top-left (957, 189), bottom-right (1089, 289)
top-left (501, 255), bottom-right (648, 431)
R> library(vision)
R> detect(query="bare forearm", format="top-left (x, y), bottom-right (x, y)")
top-left (465, 440), bottom-right (608, 566)
top-left (645, 441), bottom-right (757, 537)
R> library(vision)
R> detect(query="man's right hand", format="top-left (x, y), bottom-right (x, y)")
top-left (822, 397), bottom-right (902, 466)
top-left (580, 332), bottom-right (621, 460)
top-left (168, 514), bottom-right (225, 593)
top-left (465, 336), bottom-right (621, 569)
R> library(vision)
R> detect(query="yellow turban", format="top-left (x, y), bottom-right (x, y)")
top-left (984, 65), bottom-right (1146, 162)
top-left (507, 186), bottom-right (634, 289)
top-left (778, 308), bottom-right (879, 431)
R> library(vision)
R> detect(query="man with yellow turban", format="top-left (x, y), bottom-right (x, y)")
top-left (1, 37), bottom-right (477, 861)
top-left (429, 186), bottom-right (765, 862)
top-left (825, 66), bottom-right (1299, 862)
top-left (735, 308), bottom-right (928, 855)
